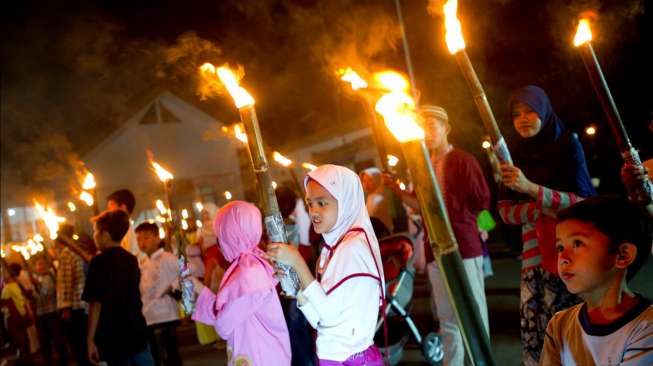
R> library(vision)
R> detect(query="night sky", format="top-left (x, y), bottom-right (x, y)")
top-left (2, 0), bottom-right (651, 205)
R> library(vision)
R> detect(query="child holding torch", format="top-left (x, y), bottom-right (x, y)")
top-left (266, 164), bottom-right (385, 365)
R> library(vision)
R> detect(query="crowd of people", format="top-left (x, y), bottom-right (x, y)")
top-left (1, 84), bottom-right (652, 366)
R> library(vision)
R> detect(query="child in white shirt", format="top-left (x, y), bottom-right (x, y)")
top-left (267, 164), bottom-right (385, 365)
top-left (541, 196), bottom-right (653, 365)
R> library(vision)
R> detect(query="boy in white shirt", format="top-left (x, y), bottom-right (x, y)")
top-left (541, 196), bottom-right (653, 365)
top-left (136, 222), bottom-right (182, 366)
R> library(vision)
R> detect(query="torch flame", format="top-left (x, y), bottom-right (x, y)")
top-left (196, 219), bottom-right (203, 228)
top-left (155, 200), bottom-right (167, 215)
top-left (387, 154), bottom-right (400, 167)
top-left (443, 0), bottom-right (466, 54)
top-left (181, 209), bottom-right (189, 219)
top-left (234, 123), bottom-right (248, 143)
top-left (33, 234), bottom-right (45, 243)
top-left (337, 67), bottom-right (368, 90)
top-left (373, 71), bottom-right (409, 92)
top-left (574, 18), bottom-right (592, 47)
top-left (207, 65), bottom-right (255, 108)
top-left (273, 151), bottom-right (293, 167)
top-left (67, 201), bottom-right (77, 212)
top-left (82, 172), bottom-right (96, 190)
top-left (34, 201), bottom-right (66, 240)
top-left (159, 227), bottom-right (166, 239)
top-left (375, 92), bottom-right (425, 143)
top-left (181, 219), bottom-right (189, 231)
top-left (224, 191), bottom-right (233, 200)
top-left (482, 140), bottom-right (492, 150)
top-left (302, 163), bottom-right (318, 171)
top-left (79, 191), bottom-right (94, 207)
top-left (151, 161), bottom-right (174, 182)
top-left (195, 202), bottom-right (204, 212)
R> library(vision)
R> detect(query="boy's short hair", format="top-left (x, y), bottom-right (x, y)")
top-left (56, 223), bottom-right (75, 242)
top-left (8, 263), bottom-right (22, 278)
top-left (557, 196), bottom-right (653, 281)
top-left (106, 189), bottom-right (136, 214)
top-left (275, 185), bottom-right (298, 219)
top-left (135, 222), bottom-right (159, 236)
top-left (93, 210), bottom-right (130, 243)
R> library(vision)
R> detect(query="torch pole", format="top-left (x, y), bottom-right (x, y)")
top-left (239, 105), bottom-right (300, 296)
top-left (578, 43), bottom-right (653, 204)
top-left (162, 180), bottom-right (195, 313)
top-left (401, 139), bottom-right (495, 366)
top-left (454, 50), bottom-right (512, 165)
top-left (362, 95), bottom-right (409, 233)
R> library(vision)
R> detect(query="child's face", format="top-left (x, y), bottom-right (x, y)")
top-left (512, 101), bottom-right (542, 138)
top-left (305, 180), bottom-right (338, 234)
top-left (136, 230), bottom-right (159, 255)
top-left (556, 219), bottom-right (619, 296)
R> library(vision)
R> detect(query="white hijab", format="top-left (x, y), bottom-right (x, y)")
top-left (305, 165), bottom-right (384, 292)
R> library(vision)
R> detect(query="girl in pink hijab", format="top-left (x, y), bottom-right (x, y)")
top-left (267, 164), bottom-right (385, 365)
top-left (191, 201), bottom-right (291, 366)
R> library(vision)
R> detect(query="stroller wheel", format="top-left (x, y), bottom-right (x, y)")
top-left (421, 332), bottom-right (444, 365)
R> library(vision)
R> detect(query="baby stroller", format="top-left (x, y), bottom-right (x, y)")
top-left (374, 233), bottom-right (444, 365)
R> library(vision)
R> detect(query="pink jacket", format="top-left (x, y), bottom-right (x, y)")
top-left (192, 201), bottom-right (291, 366)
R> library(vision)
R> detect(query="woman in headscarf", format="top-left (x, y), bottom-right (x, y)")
top-left (267, 165), bottom-right (385, 365)
top-left (497, 85), bottom-right (596, 366)
top-left (191, 201), bottom-right (291, 366)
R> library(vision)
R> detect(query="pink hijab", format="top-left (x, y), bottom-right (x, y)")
top-left (212, 201), bottom-right (277, 309)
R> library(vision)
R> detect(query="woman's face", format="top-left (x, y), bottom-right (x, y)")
top-left (305, 180), bottom-right (339, 234)
top-left (512, 101), bottom-right (542, 138)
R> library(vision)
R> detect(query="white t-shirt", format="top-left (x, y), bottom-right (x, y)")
top-left (541, 296), bottom-right (653, 366)
top-left (139, 248), bottom-right (180, 326)
top-left (298, 234), bottom-right (382, 361)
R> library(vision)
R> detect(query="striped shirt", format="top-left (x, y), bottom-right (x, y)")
top-left (498, 186), bottom-right (580, 271)
top-left (57, 248), bottom-right (86, 310)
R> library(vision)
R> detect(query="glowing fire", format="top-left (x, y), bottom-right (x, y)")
top-left (151, 161), bottom-right (174, 182)
top-left (224, 191), bottom-right (233, 200)
top-left (387, 154), bottom-right (399, 167)
top-left (272, 181), bottom-right (278, 190)
top-left (399, 181), bottom-right (407, 191)
top-left (201, 63), bottom-right (255, 108)
top-left (196, 219), bottom-right (203, 228)
top-left (337, 67), bottom-right (368, 90)
top-left (482, 140), bottom-right (491, 149)
top-left (67, 201), bottom-right (77, 212)
top-left (34, 201), bottom-right (66, 240)
top-left (33, 234), bottom-right (45, 243)
top-left (79, 191), bottom-right (94, 207)
top-left (375, 92), bottom-right (424, 143)
top-left (155, 200), bottom-right (167, 215)
top-left (181, 219), bottom-right (189, 231)
top-left (234, 124), bottom-right (248, 144)
top-left (574, 18), bottom-right (592, 47)
top-left (181, 209), bottom-right (189, 219)
top-left (159, 227), bottom-right (166, 239)
top-left (82, 172), bottom-right (96, 190)
top-left (195, 202), bottom-right (204, 212)
top-left (443, 0), bottom-right (466, 54)
top-left (273, 151), bottom-right (293, 167)
top-left (302, 163), bottom-right (318, 171)
top-left (374, 71), bottom-right (409, 92)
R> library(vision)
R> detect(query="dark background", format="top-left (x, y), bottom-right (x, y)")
top-left (2, 0), bottom-right (652, 204)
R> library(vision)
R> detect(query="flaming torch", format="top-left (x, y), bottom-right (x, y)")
top-left (150, 159), bottom-right (195, 313)
top-left (375, 89), bottom-right (495, 365)
top-left (273, 151), bottom-right (303, 194)
top-left (200, 63), bottom-right (300, 296)
top-left (442, 0), bottom-right (512, 165)
top-left (573, 18), bottom-right (653, 204)
top-left (81, 171), bottom-right (99, 215)
top-left (34, 201), bottom-right (66, 240)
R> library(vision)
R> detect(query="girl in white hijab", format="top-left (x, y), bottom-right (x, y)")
top-left (267, 164), bottom-right (385, 365)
